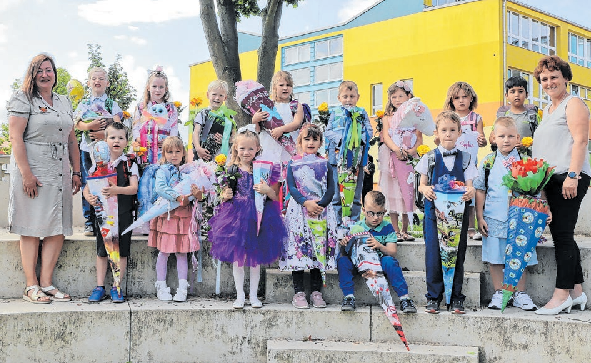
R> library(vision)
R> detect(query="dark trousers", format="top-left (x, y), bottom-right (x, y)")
top-left (424, 203), bottom-right (469, 303)
top-left (545, 173), bottom-right (590, 289)
top-left (292, 269), bottom-right (322, 293)
top-left (81, 150), bottom-right (95, 228)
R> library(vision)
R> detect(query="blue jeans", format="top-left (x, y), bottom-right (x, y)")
top-left (337, 255), bottom-right (408, 297)
top-left (80, 150), bottom-right (95, 228)
top-left (330, 163), bottom-right (364, 225)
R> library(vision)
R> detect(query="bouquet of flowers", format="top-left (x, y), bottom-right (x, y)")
top-left (518, 136), bottom-right (533, 158)
top-left (314, 102), bottom-right (330, 130)
top-left (213, 154), bottom-right (241, 201)
top-left (499, 157), bottom-right (554, 311)
top-left (406, 144), bottom-right (430, 168)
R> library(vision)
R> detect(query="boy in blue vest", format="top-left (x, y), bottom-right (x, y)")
top-left (83, 122), bottom-right (138, 303)
top-left (475, 117), bottom-right (541, 311)
top-left (337, 190), bottom-right (417, 313)
top-left (325, 81), bottom-right (373, 228)
top-left (74, 67), bottom-right (123, 236)
top-left (417, 111), bottom-right (477, 314)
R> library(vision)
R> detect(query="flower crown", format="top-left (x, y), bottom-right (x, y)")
top-left (395, 80), bottom-right (412, 93)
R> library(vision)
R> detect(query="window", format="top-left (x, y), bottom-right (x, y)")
top-left (371, 83), bottom-right (383, 116)
top-left (284, 43), bottom-right (310, 65)
top-left (315, 88), bottom-right (339, 107)
top-left (291, 68), bottom-right (310, 87)
top-left (315, 37), bottom-right (343, 59)
top-left (508, 68), bottom-right (549, 109)
top-left (569, 33), bottom-right (591, 68)
top-left (507, 12), bottom-right (555, 55)
top-left (315, 62), bottom-right (343, 83)
top-left (571, 84), bottom-right (580, 97)
top-left (432, 0), bottom-right (465, 6)
top-left (294, 92), bottom-right (310, 105)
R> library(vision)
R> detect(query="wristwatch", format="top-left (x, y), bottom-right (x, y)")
top-left (568, 171), bottom-right (578, 179)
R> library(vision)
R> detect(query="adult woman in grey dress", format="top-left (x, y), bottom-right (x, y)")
top-left (7, 54), bottom-right (82, 303)
top-left (532, 55), bottom-right (591, 315)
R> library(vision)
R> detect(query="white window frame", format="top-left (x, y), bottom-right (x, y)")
top-left (569, 32), bottom-right (591, 68)
top-left (507, 12), bottom-right (556, 56)
top-left (315, 87), bottom-right (339, 107)
top-left (315, 62), bottom-right (343, 84)
top-left (371, 83), bottom-right (383, 116)
top-left (291, 67), bottom-right (310, 87)
top-left (571, 84), bottom-right (580, 97)
top-left (294, 91), bottom-right (310, 105)
top-left (315, 37), bottom-right (343, 59)
top-left (284, 43), bottom-right (311, 66)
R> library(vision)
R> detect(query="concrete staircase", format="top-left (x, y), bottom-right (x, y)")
top-left (1, 230), bottom-right (591, 362)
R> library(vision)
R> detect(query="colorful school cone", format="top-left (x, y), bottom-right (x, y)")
top-left (338, 168), bottom-right (358, 219)
top-left (396, 97), bottom-right (435, 136)
top-left (347, 227), bottom-right (410, 351)
top-left (433, 175), bottom-right (467, 305)
top-left (87, 142), bottom-right (121, 293)
top-left (501, 195), bottom-right (549, 311)
top-left (252, 160), bottom-right (274, 235)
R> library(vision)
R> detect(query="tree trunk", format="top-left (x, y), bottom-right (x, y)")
top-left (200, 0), bottom-right (250, 127)
top-left (257, 0), bottom-right (283, 90)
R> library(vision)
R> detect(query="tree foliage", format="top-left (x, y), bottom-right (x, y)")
top-left (200, 0), bottom-right (301, 127)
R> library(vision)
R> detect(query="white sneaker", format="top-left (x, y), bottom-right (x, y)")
top-left (155, 281), bottom-right (172, 301)
top-left (513, 291), bottom-right (538, 311)
top-left (173, 279), bottom-right (189, 302)
top-left (473, 232), bottom-right (482, 241)
top-left (488, 290), bottom-right (504, 310)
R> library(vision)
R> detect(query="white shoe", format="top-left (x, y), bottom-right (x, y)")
top-left (155, 281), bottom-right (172, 301)
top-left (173, 279), bottom-right (189, 302)
top-left (472, 232), bottom-right (482, 241)
top-left (571, 292), bottom-right (587, 311)
top-left (233, 298), bottom-right (245, 309)
top-left (250, 297), bottom-right (263, 308)
top-left (535, 296), bottom-right (573, 315)
top-left (512, 291), bottom-right (538, 311)
top-left (488, 290), bottom-right (504, 310)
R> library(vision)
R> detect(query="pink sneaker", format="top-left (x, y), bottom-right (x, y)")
top-left (292, 292), bottom-right (309, 309)
top-left (311, 291), bottom-right (327, 308)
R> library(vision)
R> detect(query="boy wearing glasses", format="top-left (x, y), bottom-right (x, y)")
top-left (337, 191), bottom-right (417, 313)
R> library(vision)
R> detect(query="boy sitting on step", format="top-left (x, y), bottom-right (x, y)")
top-left (337, 191), bottom-right (417, 313)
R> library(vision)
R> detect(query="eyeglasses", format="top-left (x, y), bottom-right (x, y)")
top-left (365, 211), bottom-right (385, 218)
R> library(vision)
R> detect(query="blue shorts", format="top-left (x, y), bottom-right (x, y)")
top-left (482, 235), bottom-right (538, 266)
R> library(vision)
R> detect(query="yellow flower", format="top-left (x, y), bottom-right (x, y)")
top-left (376, 110), bottom-right (384, 118)
top-left (521, 137), bottom-right (533, 148)
top-left (174, 101), bottom-right (182, 108)
top-left (215, 154), bottom-right (227, 166)
top-left (122, 111), bottom-right (131, 119)
top-left (191, 97), bottom-right (203, 107)
top-left (318, 102), bottom-right (329, 113)
top-left (417, 144), bottom-right (431, 157)
top-left (537, 109), bottom-right (543, 119)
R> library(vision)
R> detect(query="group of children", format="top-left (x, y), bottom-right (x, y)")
top-left (76, 64), bottom-right (542, 315)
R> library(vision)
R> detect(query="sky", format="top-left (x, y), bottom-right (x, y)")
top-left (1, 0), bottom-right (590, 135)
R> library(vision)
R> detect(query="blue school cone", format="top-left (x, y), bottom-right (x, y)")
top-left (433, 190), bottom-right (465, 305)
top-left (501, 195), bottom-right (549, 312)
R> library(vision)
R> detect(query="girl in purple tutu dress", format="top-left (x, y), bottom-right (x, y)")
top-left (208, 130), bottom-right (287, 309)
top-left (148, 137), bottom-right (203, 302)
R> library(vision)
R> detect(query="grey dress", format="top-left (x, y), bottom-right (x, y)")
top-left (6, 90), bottom-right (74, 237)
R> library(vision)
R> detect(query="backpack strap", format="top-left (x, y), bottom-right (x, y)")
top-left (482, 152), bottom-right (496, 193)
top-left (426, 150), bottom-right (437, 185)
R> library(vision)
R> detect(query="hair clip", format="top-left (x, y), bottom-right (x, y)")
top-left (395, 80), bottom-right (412, 92)
top-left (150, 65), bottom-right (167, 78)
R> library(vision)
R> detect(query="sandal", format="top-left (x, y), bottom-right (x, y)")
top-left (396, 232), bottom-right (405, 242)
top-left (41, 285), bottom-right (71, 302)
top-left (23, 285), bottom-right (51, 304)
top-left (401, 232), bottom-right (415, 241)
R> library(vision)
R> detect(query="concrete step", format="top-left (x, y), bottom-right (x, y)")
top-left (264, 269), bottom-right (481, 308)
top-left (1, 299), bottom-right (589, 363)
top-left (266, 340), bottom-right (480, 363)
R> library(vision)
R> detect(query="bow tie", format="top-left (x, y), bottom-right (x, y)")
top-left (442, 150), bottom-right (458, 157)
top-left (502, 156), bottom-right (517, 168)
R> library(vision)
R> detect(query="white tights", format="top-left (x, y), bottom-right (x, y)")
top-left (232, 262), bottom-right (260, 301)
